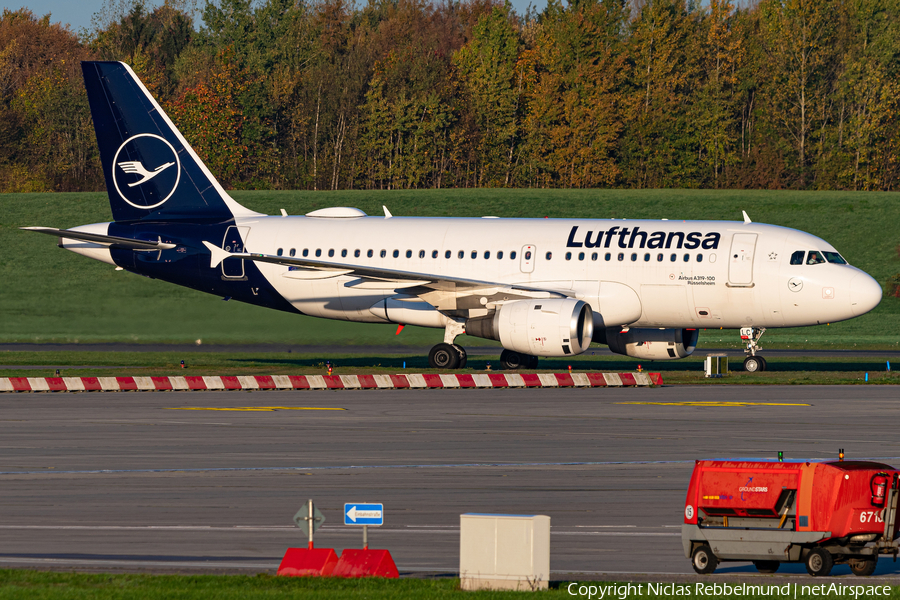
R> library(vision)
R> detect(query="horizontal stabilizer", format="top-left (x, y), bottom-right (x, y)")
top-left (22, 227), bottom-right (176, 250)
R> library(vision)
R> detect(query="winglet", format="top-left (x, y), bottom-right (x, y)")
top-left (203, 240), bottom-right (232, 269)
top-left (742, 210), bottom-right (752, 224)
top-left (383, 205), bottom-right (393, 219)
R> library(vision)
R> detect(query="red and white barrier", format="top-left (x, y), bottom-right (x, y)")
top-left (0, 372), bottom-right (661, 393)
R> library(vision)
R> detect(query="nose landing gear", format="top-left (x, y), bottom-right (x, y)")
top-left (741, 326), bottom-right (767, 372)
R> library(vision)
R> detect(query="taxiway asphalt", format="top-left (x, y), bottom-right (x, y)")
top-left (1, 385), bottom-right (899, 581)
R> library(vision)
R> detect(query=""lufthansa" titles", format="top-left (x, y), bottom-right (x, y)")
top-left (565, 226), bottom-right (721, 250)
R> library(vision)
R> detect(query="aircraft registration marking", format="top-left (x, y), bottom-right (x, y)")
top-left (615, 401), bottom-right (810, 407)
top-left (165, 406), bottom-right (346, 412)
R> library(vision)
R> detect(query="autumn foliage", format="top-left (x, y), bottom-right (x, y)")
top-left (2, 0), bottom-right (900, 192)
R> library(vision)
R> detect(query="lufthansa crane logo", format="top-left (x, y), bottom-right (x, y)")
top-left (112, 134), bottom-right (181, 210)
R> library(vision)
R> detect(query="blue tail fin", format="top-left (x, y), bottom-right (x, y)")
top-left (81, 61), bottom-right (261, 223)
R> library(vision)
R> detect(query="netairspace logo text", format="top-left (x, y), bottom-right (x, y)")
top-left (567, 582), bottom-right (894, 599)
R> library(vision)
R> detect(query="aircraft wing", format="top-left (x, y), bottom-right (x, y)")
top-left (22, 227), bottom-right (177, 250)
top-left (202, 241), bottom-right (570, 308)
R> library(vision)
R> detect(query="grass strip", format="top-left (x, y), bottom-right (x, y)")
top-left (1, 571), bottom-right (899, 600)
top-left (0, 351), bottom-right (898, 384)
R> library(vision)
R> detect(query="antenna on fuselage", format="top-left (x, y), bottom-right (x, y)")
top-left (383, 205), bottom-right (393, 219)
top-left (742, 210), bottom-right (752, 224)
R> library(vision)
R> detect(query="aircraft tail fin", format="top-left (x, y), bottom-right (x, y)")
top-left (81, 61), bottom-right (262, 223)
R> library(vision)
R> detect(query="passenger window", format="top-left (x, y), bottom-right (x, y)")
top-left (631, 253), bottom-right (637, 261)
top-left (302, 249), bottom-right (309, 257)
top-left (418, 250), bottom-right (425, 258)
top-left (565, 252), bottom-right (572, 260)
top-left (367, 249), bottom-right (373, 258)
top-left (354, 249), bottom-right (360, 258)
top-left (525, 251), bottom-right (533, 260)
top-left (471, 250), bottom-right (477, 259)
top-left (458, 251), bottom-right (464, 259)
top-left (591, 252), bottom-right (598, 261)
top-left (683, 253), bottom-right (689, 262)
top-left (546, 252), bottom-right (552, 260)
top-left (643, 253), bottom-right (650, 262)
top-left (393, 250), bottom-right (400, 258)
top-left (807, 251), bottom-right (826, 265)
top-left (289, 248), bottom-right (296, 257)
top-left (511, 251), bottom-right (517, 259)
top-left (790, 251), bottom-right (805, 265)
top-left (484, 251), bottom-right (490, 259)
top-left (405, 250), bottom-right (411, 258)
top-left (445, 250), bottom-right (451, 259)
top-left (697, 253), bottom-right (703, 262)
top-left (277, 248), bottom-right (283, 256)
top-left (328, 249), bottom-right (335, 257)
top-left (315, 249), bottom-right (322, 257)
top-left (380, 250), bottom-right (386, 258)
top-left (432, 250), bottom-right (438, 259)
top-left (618, 253), bottom-right (624, 261)
top-left (605, 253), bottom-right (611, 261)
top-left (670, 253), bottom-right (676, 262)
top-left (657, 253), bottom-right (663, 262)
top-left (497, 251), bottom-right (504, 259)
top-left (578, 252), bottom-right (585, 261)
top-left (341, 249), bottom-right (347, 257)
top-left (824, 251), bottom-right (847, 265)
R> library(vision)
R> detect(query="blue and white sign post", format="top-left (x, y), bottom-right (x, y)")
top-left (344, 503), bottom-right (383, 549)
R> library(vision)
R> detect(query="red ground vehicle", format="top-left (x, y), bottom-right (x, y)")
top-left (683, 459), bottom-right (900, 576)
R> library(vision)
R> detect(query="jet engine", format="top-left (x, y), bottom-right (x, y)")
top-left (465, 298), bottom-right (593, 357)
top-left (597, 327), bottom-right (699, 360)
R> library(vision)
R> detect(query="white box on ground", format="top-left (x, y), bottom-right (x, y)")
top-left (459, 513), bottom-right (550, 591)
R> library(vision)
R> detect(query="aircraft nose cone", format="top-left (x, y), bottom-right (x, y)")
top-left (849, 272), bottom-right (882, 316)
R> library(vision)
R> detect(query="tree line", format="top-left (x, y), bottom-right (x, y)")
top-left (2, 0), bottom-right (899, 193)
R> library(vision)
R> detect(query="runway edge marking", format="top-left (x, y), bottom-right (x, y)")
top-left (0, 373), bottom-right (660, 393)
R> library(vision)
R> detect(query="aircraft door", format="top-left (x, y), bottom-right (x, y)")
top-left (520, 245), bottom-right (536, 273)
top-left (222, 226), bottom-right (250, 279)
top-left (728, 233), bottom-right (757, 286)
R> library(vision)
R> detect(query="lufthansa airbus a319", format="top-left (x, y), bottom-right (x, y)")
top-left (23, 62), bottom-right (883, 372)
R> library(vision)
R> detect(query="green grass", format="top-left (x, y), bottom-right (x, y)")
top-left (0, 350), bottom-right (898, 384)
top-left (0, 571), bottom-right (898, 600)
top-left (2, 189), bottom-right (900, 348)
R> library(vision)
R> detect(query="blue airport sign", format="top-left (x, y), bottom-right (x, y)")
top-left (344, 503), bottom-right (384, 526)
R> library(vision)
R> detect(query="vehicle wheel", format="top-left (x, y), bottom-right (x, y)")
top-left (757, 356), bottom-right (768, 371)
top-left (453, 345), bottom-right (467, 369)
top-left (744, 356), bottom-right (764, 373)
top-left (500, 349), bottom-right (525, 370)
top-left (691, 544), bottom-right (718, 574)
top-left (526, 355), bottom-right (539, 369)
top-left (849, 558), bottom-right (877, 577)
top-left (805, 548), bottom-right (834, 577)
top-left (429, 343), bottom-right (460, 369)
top-left (753, 560), bottom-right (780, 574)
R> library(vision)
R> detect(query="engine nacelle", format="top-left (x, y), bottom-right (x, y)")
top-left (598, 327), bottom-right (698, 360)
top-left (465, 298), bottom-right (593, 357)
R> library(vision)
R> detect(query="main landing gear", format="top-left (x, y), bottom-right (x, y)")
top-left (741, 326), bottom-right (767, 372)
top-left (426, 321), bottom-right (539, 370)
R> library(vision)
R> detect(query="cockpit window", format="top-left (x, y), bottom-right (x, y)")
top-left (823, 251), bottom-right (847, 265)
top-left (807, 251), bottom-right (827, 265)
top-left (790, 251), bottom-right (805, 265)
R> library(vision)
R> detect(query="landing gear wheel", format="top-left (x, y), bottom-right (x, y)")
top-left (757, 356), bottom-right (767, 371)
top-left (805, 548), bottom-right (834, 577)
top-left (849, 558), bottom-right (877, 577)
top-left (453, 345), bottom-right (467, 369)
top-left (691, 544), bottom-right (718, 574)
top-left (429, 343), bottom-right (460, 369)
top-left (500, 349), bottom-right (526, 370)
top-left (744, 356), bottom-right (765, 373)
top-left (753, 560), bottom-right (780, 574)
top-left (526, 355), bottom-right (539, 369)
